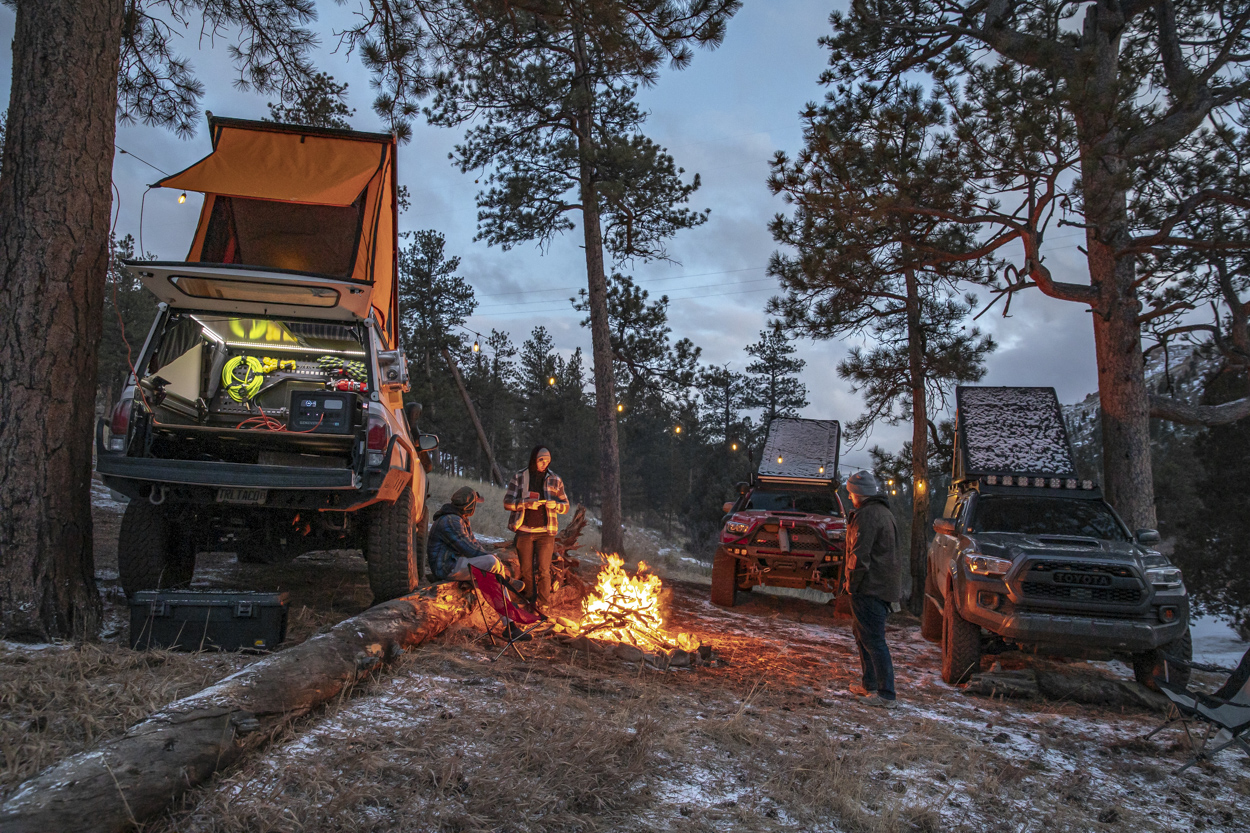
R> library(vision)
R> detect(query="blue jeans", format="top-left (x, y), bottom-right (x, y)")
top-left (850, 594), bottom-right (896, 700)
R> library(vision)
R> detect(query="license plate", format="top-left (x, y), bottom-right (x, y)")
top-left (217, 488), bottom-right (268, 505)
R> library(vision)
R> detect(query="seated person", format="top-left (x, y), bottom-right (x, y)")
top-left (428, 487), bottom-right (520, 584)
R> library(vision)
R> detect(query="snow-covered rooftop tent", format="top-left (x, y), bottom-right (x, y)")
top-left (953, 386), bottom-right (1080, 483)
top-left (756, 418), bottom-right (840, 486)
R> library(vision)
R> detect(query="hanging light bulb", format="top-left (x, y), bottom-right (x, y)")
top-left (178, 191), bottom-right (187, 204)
top-left (547, 376), bottom-right (556, 386)
top-left (731, 442), bottom-right (738, 451)
top-left (777, 455), bottom-right (784, 465)
top-left (674, 425), bottom-right (682, 434)
top-left (472, 339), bottom-right (480, 353)
top-left (616, 403), bottom-right (623, 412)
top-left (819, 465), bottom-right (825, 474)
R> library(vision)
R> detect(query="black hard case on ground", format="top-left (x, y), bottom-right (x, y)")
top-left (129, 590), bottom-right (290, 651)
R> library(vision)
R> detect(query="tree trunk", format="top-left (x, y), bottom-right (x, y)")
top-left (572, 26), bottom-right (624, 555)
top-left (442, 347), bottom-right (505, 486)
top-left (0, 0), bottom-right (123, 640)
top-left (904, 267), bottom-right (930, 616)
top-left (0, 584), bottom-right (475, 833)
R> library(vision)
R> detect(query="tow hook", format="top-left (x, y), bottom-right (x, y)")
top-left (149, 485), bottom-right (168, 506)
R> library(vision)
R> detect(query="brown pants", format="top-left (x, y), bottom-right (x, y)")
top-left (515, 531), bottom-right (555, 610)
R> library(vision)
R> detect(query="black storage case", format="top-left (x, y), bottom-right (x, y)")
top-left (129, 590), bottom-right (290, 651)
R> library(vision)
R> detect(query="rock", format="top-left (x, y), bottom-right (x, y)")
top-left (697, 645), bottom-right (713, 662)
top-left (614, 643), bottom-right (645, 662)
top-left (668, 649), bottom-right (691, 668)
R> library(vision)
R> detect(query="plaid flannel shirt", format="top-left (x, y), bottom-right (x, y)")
top-left (428, 508), bottom-right (495, 580)
top-left (504, 468), bottom-right (569, 534)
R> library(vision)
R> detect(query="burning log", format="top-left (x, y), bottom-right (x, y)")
top-left (0, 584), bottom-right (475, 833)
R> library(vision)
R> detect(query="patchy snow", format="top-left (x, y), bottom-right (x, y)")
top-left (1192, 614), bottom-right (1250, 670)
top-left (90, 478), bottom-right (128, 513)
top-left (757, 418), bottom-right (840, 480)
top-left (958, 386), bottom-right (1077, 476)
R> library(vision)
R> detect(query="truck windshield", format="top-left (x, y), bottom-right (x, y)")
top-left (971, 496), bottom-right (1128, 541)
top-left (746, 490), bottom-right (842, 516)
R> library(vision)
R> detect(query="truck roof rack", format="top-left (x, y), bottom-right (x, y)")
top-left (953, 386), bottom-right (1095, 490)
top-left (757, 418), bottom-right (840, 485)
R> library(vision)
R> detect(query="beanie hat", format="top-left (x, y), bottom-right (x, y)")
top-left (451, 486), bottom-right (481, 510)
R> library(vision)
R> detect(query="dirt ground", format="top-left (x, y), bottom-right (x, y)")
top-left (2, 480), bottom-right (1248, 831)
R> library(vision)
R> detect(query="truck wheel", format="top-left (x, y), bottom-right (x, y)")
top-left (920, 568), bottom-right (942, 643)
top-left (711, 548), bottom-right (739, 607)
top-left (941, 596), bottom-right (981, 685)
top-left (1132, 627), bottom-right (1192, 690)
top-left (118, 501), bottom-right (195, 596)
top-left (365, 483), bottom-right (421, 603)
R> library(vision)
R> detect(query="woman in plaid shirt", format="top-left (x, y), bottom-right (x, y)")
top-left (504, 445), bottom-right (569, 611)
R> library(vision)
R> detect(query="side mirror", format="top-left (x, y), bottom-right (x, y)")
top-left (418, 433), bottom-right (439, 452)
top-left (1135, 528), bottom-right (1161, 545)
top-left (933, 518), bottom-right (957, 537)
top-left (404, 402), bottom-right (423, 431)
top-left (722, 501), bottom-right (735, 514)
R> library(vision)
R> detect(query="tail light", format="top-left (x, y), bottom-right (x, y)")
top-left (365, 415), bottom-right (390, 468)
top-left (107, 396), bottom-right (132, 452)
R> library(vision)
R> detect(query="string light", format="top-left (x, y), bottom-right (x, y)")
top-left (548, 376), bottom-right (556, 386)
top-left (472, 339), bottom-right (480, 352)
top-left (178, 191), bottom-right (187, 204)
top-left (731, 442), bottom-right (738, 451)
top-left (616, 403), bottom-right (623, 412)
top-left (674, 425), bottom-right (682, 434)
top-left (819, 465), bottom-right (825, 474)
top-left (777, 456), bottom-right (784, 464)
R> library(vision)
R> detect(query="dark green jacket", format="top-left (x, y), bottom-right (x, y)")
top-left (845, 497), bottom-right (902, 602)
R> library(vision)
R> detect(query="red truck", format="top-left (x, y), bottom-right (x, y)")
top-left (711, 418), bottom-right (845, 606)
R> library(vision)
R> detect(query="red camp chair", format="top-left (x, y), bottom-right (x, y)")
top-left (469, 565), bottom-right (547, 661)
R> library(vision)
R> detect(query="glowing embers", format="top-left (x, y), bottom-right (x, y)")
top-left (574, 554), bottom-right (698, 653)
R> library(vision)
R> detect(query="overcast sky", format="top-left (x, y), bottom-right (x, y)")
top-left (0, 1), bottom-right (1100, 471)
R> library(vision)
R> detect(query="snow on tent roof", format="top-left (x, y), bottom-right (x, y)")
top-left (758, 418), bottom-right (840, 481)
top-left (956, 387), bottom-right (1077, 477)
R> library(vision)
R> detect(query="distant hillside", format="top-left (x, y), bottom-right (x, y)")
top-left (1061, 343), bottom-right (1220, 478)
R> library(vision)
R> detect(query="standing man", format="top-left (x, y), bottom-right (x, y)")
top-left (504, 446), bottom-right (569, 612)
top-left (844, 470), bottom-right (903, 708)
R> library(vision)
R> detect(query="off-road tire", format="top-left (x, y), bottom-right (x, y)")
top-left (920, 566), bottom-right (942, 643)
top-left (711, 548), bottom-right (739, 607)
top-left (941, 595), bottom-right (982, 685)
top-left (365, 483), bottom-right (421, 603)
top-left (118, 501), bottom-right (195, 596)
top-left (1132, 627), bottom-right (1193, 690)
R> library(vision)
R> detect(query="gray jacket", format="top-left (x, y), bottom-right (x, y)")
top-left (845, 497), bottom-right (902, 602)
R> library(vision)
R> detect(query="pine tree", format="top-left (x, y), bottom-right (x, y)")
top-left (265, 71), bottom-right (355, 129)
top-left (401, 0), bottom-right (741, 553)
top-left (822, 1), bottom-right (1250, 530)
top-left (743, 325), bottom-right (808, 431)
top-left (98, 234), bottom-right (158, 405)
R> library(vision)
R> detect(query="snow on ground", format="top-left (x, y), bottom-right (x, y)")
top-left (90, 478), bottom-right (128, 513)
top-left (151, 582), bottom-right (1249, 833)
top-left (1192, 614), bottom-right (1250, 669)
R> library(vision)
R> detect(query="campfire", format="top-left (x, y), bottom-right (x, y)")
top-left (562, 554), bottom-right (700, 655)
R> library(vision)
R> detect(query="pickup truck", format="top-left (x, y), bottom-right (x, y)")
top-left (923, 387), bottom-right (1190, 687)
top-left (712, 418), bottom-right (845, 606)
top-left (96, 116), bottom-right (436, 604)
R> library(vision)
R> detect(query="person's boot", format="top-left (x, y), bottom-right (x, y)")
top-left (505, 623), bottom-right (532, 642)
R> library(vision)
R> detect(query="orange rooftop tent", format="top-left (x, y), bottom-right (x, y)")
top-left (153, 114), bottom-right (399, 343)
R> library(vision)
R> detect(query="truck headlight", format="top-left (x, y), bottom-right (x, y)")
top-left (725, 522), bottom-right (750, 536)
top-left (1145, 567), bottom-right (1183, 590)
top-left (963, 551), bottom-right (1014, 577)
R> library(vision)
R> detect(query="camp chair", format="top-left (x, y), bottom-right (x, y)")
top-left (1145, 646), bottom-right (1250, 774)
top-left (468, 565), bottom-right (547, 661)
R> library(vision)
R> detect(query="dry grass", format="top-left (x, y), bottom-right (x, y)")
top-left (0, 642), bottom-right (258, 799)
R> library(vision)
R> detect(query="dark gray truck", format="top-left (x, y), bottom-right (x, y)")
top-left (923, 387), bottom-right (1190, 687)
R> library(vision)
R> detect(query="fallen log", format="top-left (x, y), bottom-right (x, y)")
top-left (0, 583), bottom-right (474, 833)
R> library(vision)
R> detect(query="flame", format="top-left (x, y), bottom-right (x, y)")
top-left (565, 553), bottom-right (702, 655)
